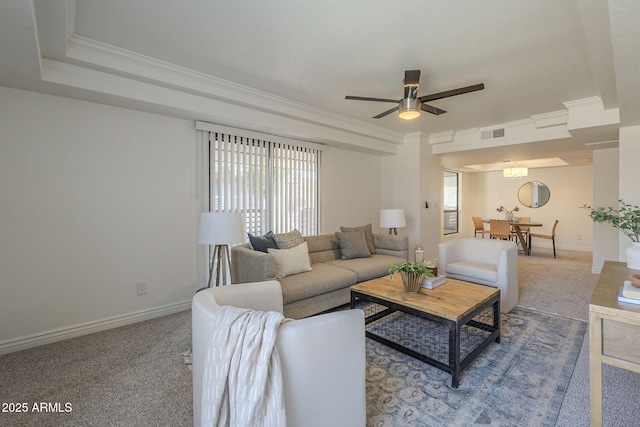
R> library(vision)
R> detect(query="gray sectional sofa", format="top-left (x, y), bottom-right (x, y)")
top-left (231, 232), bottom-right (408, 318)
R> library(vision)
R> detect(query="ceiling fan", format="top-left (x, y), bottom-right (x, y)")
top-left (345, 70), bottom-right (484, 120)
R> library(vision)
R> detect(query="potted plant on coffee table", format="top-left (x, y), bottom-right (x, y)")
top-left (389, 262), bottom-right (435, 293)
top-left (582, 199), bottom-right (640, 269)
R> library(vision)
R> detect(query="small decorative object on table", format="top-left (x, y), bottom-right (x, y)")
top-left (496, 205), bottom-right (519, 221)
top-left (582, 200), bottom-right (640, 269)
top-left (619, 281), bottom-right (640, 304)
top-left (389, 262), bottom-right (435, 293)
top-left (414, 244), bottom-right (425, 265)
top-left (422, 274), bottom-right (446, 289)
top-left (425, 258), bottom-right (438, 277)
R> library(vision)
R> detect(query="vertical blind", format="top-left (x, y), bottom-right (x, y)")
top-left (206, 129), bottom-right (321, 237)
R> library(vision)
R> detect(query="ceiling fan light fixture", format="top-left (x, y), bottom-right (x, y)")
top-left (398, 97), bottom-right (421, 120)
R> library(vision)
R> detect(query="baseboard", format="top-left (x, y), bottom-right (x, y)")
top-left (530, 243), bottom-right (592, 252)
top-left (0, 300), bottom-right (191, 355)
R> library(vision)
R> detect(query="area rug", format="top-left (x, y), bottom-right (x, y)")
top-left (365, 306), bottom-right (587, 427)
top-left (184, 306), bottom-right (586, 427)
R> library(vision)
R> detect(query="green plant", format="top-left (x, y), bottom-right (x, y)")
top-left (389, 261), bottom-right (435, 280)
top-left (581, 200), bottom-right (640, 242)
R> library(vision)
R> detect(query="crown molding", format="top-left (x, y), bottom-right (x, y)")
top-left (429, 97), bottom-right (619, 155)
top-left (63, 34), bottom-right (404, 147)
top-left (41, 59), bottom-right (399, 155)
top-left (563, 96), bottom-right (620, 130)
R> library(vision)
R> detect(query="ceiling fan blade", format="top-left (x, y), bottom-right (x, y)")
top-left (403, 70), bottom-right (421, 86)
top-left (373, 105), bottom-right (399, 119)
top-left (345, 96), bottom-right (400, 103)
top-left (418, 83), bottom-right (485, 103)
top-left (421, 103), bottom-right (447, 115)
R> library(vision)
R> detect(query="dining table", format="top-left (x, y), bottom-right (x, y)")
top-left (483, 219), bottom-right (543, 255)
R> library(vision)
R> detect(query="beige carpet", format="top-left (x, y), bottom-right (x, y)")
top-left (0, 310), bottom-right (192, 426)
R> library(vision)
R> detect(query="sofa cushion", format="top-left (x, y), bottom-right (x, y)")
top-left (340, 223), bottom-right (376, 254)
top-left (327, 254), bottom-right (406, 282)
top-left (336, 230), bottom-right (371, 260)
top-left (278, 263), bottom-right (357, 304)
top-left (268, 242), bottom-right (312, 278)
top-left (374, 234), bottom-right (408, 251)
top-left (273, 229), bottom-right (304, 249)
top-left (305, 234), bottom-right (342, 263)
top-left (248, 231), bottom-right (277, 253)
top-left (445, 261), bottom-right (498, 283)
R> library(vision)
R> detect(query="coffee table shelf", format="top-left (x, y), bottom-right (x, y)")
top-left (351, 275), bottom-right (500, 388)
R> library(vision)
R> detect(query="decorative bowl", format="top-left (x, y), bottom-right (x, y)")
top-left (629, 274), bottom-right (640, 288)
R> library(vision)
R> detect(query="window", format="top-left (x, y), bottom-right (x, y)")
top-left (200, 124), bottom-right (323, 236)
top-left (443, 170), bottom-right (459, 235)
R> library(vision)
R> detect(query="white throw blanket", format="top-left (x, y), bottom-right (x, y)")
top-left (201, 305), bottom-right (286, 427)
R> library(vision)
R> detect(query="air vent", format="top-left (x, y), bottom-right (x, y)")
top-left (481, 128), bottom-right (505, 140)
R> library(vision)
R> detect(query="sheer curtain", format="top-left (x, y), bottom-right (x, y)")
top-left (197, 122), bottom-right (323, 237)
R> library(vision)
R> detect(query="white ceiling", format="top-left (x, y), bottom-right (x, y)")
top-left (2, 0), bottom-right (639, 170)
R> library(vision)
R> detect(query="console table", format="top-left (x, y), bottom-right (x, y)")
top-left (589, 260), bottom-right (640, 426)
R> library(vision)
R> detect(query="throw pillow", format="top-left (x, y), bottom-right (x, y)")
top-left (273, 229), bottom-right (305, 249)
top-left (340, 223), bottom-right (376, 254)
top-left (248, 231), bottom-right (278, 253)
top-left (267, 242), bottom-right (312, 278)
top-left (336, 230), bottom-right (371, 260)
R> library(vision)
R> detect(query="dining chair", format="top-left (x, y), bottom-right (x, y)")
top-left (489, 219), bottom-right (511, 240)
top-left (511, 216), bottom-right (530, 246)
top-left (529, 220), bottom-right (559, 258)
top-left (472, 216), bottom-right (486, 238)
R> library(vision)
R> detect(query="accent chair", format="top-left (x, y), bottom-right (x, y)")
top-left (192, 280), bottom-right (366, 427)
top-left (439, 238), bottom-right (518, 313)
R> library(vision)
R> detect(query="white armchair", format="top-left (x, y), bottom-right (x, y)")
top-left (438, 238), bottom-right (518, 313)
top-left (192, 280), bottom-right (366, 427)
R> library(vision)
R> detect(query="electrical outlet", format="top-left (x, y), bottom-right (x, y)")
top-left (576, 234), bottom-right (582, 241)
top-left (136, 281), bottom-right (148, 296)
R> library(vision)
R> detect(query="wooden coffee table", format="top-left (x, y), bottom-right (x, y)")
top-left (350, 275), bottom-right (500, 387)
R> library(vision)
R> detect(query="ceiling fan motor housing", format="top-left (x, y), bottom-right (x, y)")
top-left (399, 96), bottom-right (421, 119)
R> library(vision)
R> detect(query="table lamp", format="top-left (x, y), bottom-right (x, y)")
top-left (198, 211), bottom-right (244, 287)
top-left (380, 209), bottom-right (406, 235)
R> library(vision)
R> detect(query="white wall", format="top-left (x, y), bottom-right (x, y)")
top-left (380, 133), bottom-right (423, 258)
top-left (321, 146), bottom-right (382, 233)
top-left (0, 87), bottom-right (388, 353)
top-left (0, 87), bottom-right (200, 352)
top-left (619, 126), bottom-right (640, 261)
top-left (592, 147), bottom-right (620, 272)
top-left (420, 135), bottom-right (443, 261)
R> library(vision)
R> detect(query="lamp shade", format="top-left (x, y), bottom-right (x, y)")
top-left (380, 209), bottom-right (406, 228)
top-left (197, 212), bottom-right (244, 245)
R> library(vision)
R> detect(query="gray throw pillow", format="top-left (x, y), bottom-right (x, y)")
top-left (273, 229), bottom-right (305, 249)
top-left (336, 230), bottom-right (371, 260)
top-left (340, 223), bottom-right (376, 254)
top-left (248, 231), bottom-right (277, 253)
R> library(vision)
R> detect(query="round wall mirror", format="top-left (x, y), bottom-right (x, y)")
top-left (518, 181), bottom-right (551, 208)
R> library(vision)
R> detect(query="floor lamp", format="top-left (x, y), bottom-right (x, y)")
top-left (197, 212), bottom-right (244, 288)
top-left (380, 209), bottom-right (406, 235)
